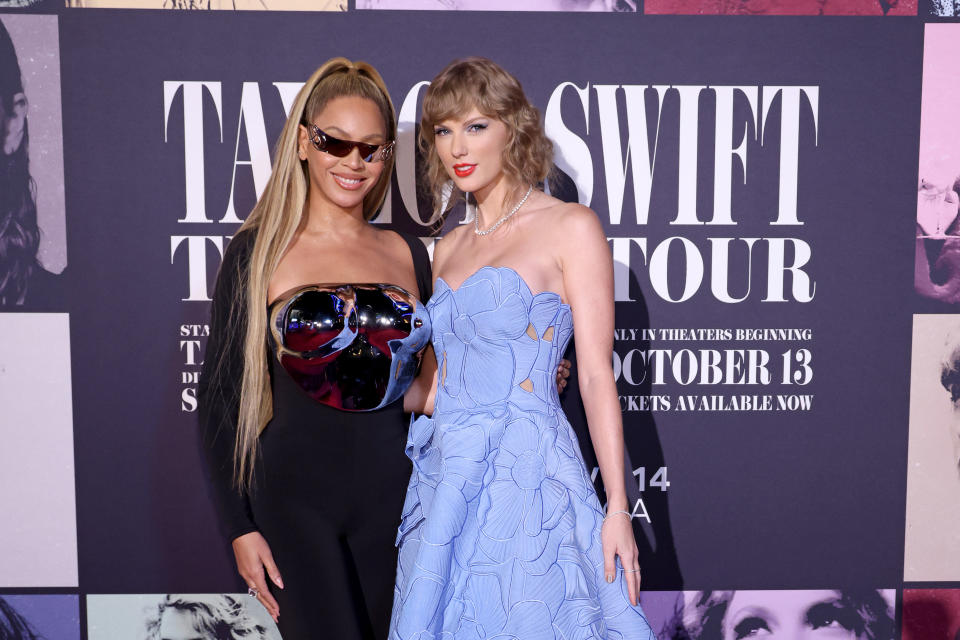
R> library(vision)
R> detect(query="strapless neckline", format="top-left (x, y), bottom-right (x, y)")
top-left (434, 265), bottom-right (570, 309)
top-left (268, 282), bottom-right (422, 308)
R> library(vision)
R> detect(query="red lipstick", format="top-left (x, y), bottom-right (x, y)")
top-left (453, 163), bottom-right (476, 178)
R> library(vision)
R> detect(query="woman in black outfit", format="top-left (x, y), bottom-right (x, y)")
top-left (198, 58), bottom-right (436, 640)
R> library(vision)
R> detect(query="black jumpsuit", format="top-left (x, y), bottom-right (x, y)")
top-left (198, 229), bottom-right (432, 640)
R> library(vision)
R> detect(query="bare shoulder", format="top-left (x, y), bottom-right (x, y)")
top-left (559, 202), bottom-right (603, 230)
top-left (530, 198), bottom-right (605, 244)
top-left (372, 226), bottom-right (410, 253)
top-left (362, 226), bottom-right (408, 264)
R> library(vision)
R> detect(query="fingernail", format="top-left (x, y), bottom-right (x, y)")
top-left (606, 574), bottom-right (614, 583)
top-left (274, 576), bottom-right (284, 589)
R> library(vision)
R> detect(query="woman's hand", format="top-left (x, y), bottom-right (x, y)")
top-left (601, 510), bottom-right (641, 607)
top-left (556, 358), bottom-right (571, 392)
top-left (232, 531), bottom-right (283, 622)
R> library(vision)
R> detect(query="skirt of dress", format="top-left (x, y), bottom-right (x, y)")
top-left (389, 407), bottom-right (657, 640)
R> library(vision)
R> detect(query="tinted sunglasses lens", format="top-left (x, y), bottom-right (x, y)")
top-left (312, 126), bottom-right (389, 162)
top-left (327, 138), bottom-right (384, 162)
top-left (319, 133), bottom-right (355, 157)
top-left (356, 143), bottom-right (382, 162)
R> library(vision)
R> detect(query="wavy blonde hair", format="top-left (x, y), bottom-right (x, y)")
top-left (231, 58), bottom-right (396, 489)
top-left (419, 57), bottom-right (553, 219)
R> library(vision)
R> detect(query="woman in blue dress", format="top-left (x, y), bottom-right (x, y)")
top-left (391, 57), bottom-right (656, 639)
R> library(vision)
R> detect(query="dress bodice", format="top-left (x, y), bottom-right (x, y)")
top-left (427, 266), bottom-right (573, 415)
top-left (269, 283), bottom-right (431, 411)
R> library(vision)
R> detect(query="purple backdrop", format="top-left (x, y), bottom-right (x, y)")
top-left (0, 3), bottom-right (943, 638)
top-left (55, 10), bottom-right (922, 591)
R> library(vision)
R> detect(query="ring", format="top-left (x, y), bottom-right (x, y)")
top-left (247, 586), bottom-right (259, 597)
top-left (624, 568), bottom-right (641, 573)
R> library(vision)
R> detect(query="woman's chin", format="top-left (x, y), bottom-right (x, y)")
top-left (446, 169), bottom-right (493, 195)
top-left (313, 187), bottom-right (370, 212)
top-left (446, 175), bottom-right (474, 193)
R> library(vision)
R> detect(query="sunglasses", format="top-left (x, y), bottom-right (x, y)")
top-left (303, 123), bottom-right (395, 163)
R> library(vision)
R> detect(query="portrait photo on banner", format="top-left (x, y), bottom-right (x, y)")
top-left (65, 0), bottom-right (345, 9)
top-left (922, 0), bottom-right (958, 14)
top-left (0, 13), bottom-right (66, 308)
top-left (903, 589), bottom-right (960, 640)
top-left (637, 589), bottom-right (896, 640)
top-left (0, 313), bottom-right (77, 587)
top-left (0, 595), bottom-right (80, 640)
top-left (915, 25), bottom-right (960, 307)
top-left (356, 0), bottom-right (637, 10)
top-left (86, 594), bottom-right (282, 639)
top-left (904, 314), bottom-right (960, 581)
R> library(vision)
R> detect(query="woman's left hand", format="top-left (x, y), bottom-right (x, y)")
top-left (601, 511), bottom-right (641, 606)
top-left (556, 358), bottom-right (571, 391)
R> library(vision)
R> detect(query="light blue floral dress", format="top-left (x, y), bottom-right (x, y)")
top-left (390, 266), bottom-right (656, 640)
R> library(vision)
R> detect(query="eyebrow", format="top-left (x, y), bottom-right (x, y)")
top-left (435, 113), bottom-right (489, 129)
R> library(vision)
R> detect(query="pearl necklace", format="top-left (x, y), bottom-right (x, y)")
top-left (474, 186), bottom-right (534, 237)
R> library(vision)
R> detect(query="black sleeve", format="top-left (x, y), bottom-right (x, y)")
top-left (197, 229), bottom-right (259, 542)
top-left (398, 231), bottom-right (433, 303)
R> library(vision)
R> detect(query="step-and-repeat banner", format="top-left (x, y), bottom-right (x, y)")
top-left (0, 0), bottom-right (958, 637)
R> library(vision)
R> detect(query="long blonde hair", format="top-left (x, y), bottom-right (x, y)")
top-left (231, 58), bottom-right (397, 490)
